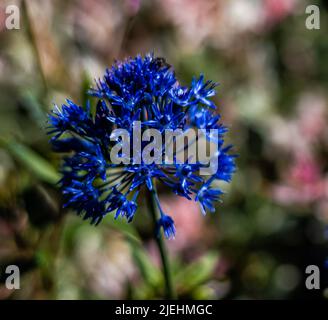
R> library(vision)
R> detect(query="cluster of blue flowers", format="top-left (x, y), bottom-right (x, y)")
top-left (48, 53), bottom-right (236, 239)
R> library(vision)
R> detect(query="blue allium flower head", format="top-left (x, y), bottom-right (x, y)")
top-left (48, 53), bottom-right (236, 239)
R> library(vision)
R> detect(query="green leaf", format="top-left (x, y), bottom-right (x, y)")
top-left (175, 252), bottom-right (219, 293)
top-left (127, 237), bottom-right (162, 289)
top-left (108, 219), bottom-right (141, 244)
top-left (0, 139), bottom-right (59, 184)
top-left (81, 72), bottom-right (92, 107)
top-left (20, 90), bottom-right (47, 126)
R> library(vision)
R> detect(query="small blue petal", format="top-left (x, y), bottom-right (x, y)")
top-left (157, 215), bottom-right (176, 239)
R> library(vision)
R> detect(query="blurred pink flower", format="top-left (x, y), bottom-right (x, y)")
top-left (264, 0), bottom-right (296, 25)
top-left (270, 92), bottom-right (327, 155)
top-left (273, 155), bottom-right (325, 205)
top-left (68, 0), bottom-right (125, 56)
top-left (290, 156), bottom-right (322, 185)
top-left (161, 195), bottom-right (204, 252)
top-left (124, 0), bottom-right (141, 16)
top-left (297, 94), bottom-right (327, 145)
top-left (157, 0), bottom-right (220, 49)
top-left (0, 6), bottom-right (6, 32)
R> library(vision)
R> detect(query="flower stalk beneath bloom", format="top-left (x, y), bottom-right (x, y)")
top-left (147, 182), bottom-right (177, 299)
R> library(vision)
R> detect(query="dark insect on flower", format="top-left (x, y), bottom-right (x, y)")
top-left (150, 57), bottom-right (171, 69)
top-left (48, 53), bottom-right (236, 239)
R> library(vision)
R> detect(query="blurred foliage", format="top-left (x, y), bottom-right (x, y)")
top-left (0, 0), bottom-right (328, 300)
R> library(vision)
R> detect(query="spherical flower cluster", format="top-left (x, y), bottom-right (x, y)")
top-left (48, 53), bottom-right (236, 239)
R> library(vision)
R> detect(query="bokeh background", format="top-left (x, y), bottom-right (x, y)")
top-left (0, 0), bottom-right (328, 299)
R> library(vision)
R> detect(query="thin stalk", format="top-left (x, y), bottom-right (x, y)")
top-left (147, 184), bottom-right (177, 299)
top-left (22, 0), bottom-right (49, 99)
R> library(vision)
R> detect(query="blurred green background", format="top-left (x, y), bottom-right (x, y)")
top-left (0, 0), bottom-right (328, 299)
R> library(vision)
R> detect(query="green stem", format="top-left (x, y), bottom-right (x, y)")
top-left (22, 0), bottom-right (49, 100)
top-left (147, 185), bottom-right (177, 299)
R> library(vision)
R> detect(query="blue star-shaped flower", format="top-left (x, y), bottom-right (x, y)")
top-left (48, 53), bottom-right (236, 239)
